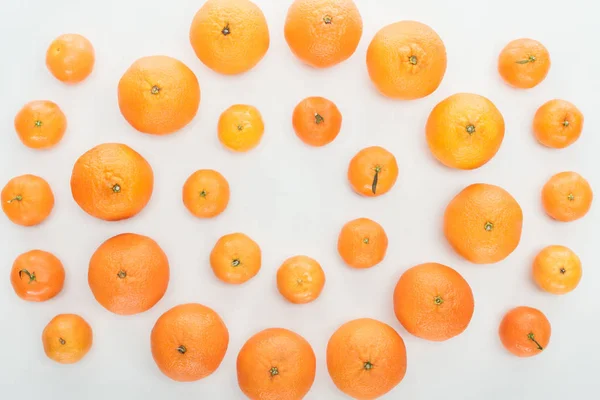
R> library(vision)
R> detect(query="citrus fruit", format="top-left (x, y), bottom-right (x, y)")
top-left (14, 100), bottom-right (67, 149)
top-left (42, 314), bottom-right (93, 364)
top-left (367, 21), bottom-right (446, 99)
top-left (118, 55), bottom-right (200, 135)
top-left (327, 318), bottom-right (407, 399)
top-left (533, 245), bottom-right (582, 295)
top-left (499, 306), bottom-right (551, 357)
top-left (498, 38), bottom-right (550, 89)
top-left (11, 250), bottom-right (65, 302)
top-left (183, 169), bottom-right (230, 218)
top-left (151, 303), bottom-right (229, 381)
top-left (542, 171), bottom-right (593, 222)
top-left (210, 233), bottom-right (261, 284)
top-left (444, 183), bottom-right (523, 264)
top-left (88, 233), bottom-right (169, 315)
top-left (237, 328), bottom-right (316, 400)
top-left (426, 93), bottom-right (505, 169)
top-left (533, 99), bottom-right (583, 148)
top-left (348, 146), bottom-right (398, 197)
top-left (46, 34), bottom-right (95, 84)
top-left (190, 0), bottom-right (270, 75)
top-left (277, 255), bottom-right (326, 304)
top-left (337, 217), bottom-right (388, 269)
top-left (292, 96), bottom-right (342, 146)
top-left (70, 143), bottom-right (154, 221)
top-left (218, 104), bottom-right (264, 152)
top-left (393, 262), bottom-right (474, 341)
top-left (2, 174), bottom-right (54, 227)
top-left (284, 0), bottom-right (363, 68)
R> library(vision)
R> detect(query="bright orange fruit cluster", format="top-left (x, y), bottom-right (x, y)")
top-left (2, 0), bottom-right (592, 398)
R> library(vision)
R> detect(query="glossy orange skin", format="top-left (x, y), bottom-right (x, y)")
top-left (284, 0), bottom-right (363, 68)
top-left (237, 328), bottom-right (316, 400)
top-left (542, 171), bottom-right (593, 222)
top-left (118, 56), bottom-right (200, 135)
top-left (337, 218), bottom-right (388, 269)
top-left (277, 255), bottom-right (325, 304)
top-left (533, 100), bottom-right (583, 148)
top-left (88, 233), bottom-right (169, 315)
top-left (190, 0), bottom-right (270, 75)
top-left (292, 96), bottom-right (342, 146)
top-left (348, 146), bottom-right (398, 197)
top-left (11, 250), bottom-right (65, 302)
top-left (367, 21), bottom-right (446, 100)
top-left (499, 306), bottom-right (551, 357)
top-left (70, 143), bottom-right (154, 221)
top-left (444, 183), bottom-right (523, 264)
top-left (183, 170), bottom-right (230, 218)
top-left (533, 245), bottom-right (582, 295)
top-left (327, 318), bottom-right (407, 400)
top-left (426, 93), bottom-right (505, 170)
top-left (210, 233), bottom-right (261, 284)
top-left (152, 303), bottom-right (229, 382)
top-left (394, 263), bottom-right (474, 341)
top-left (218, 105), bottom-right (265, 152)
top-left (46, 34), bottom-right (95, 84)
top-left (14, 100), bottom-right (67, 149)
top-left (42, 314), bottom-right (93, 364)
top-left (498, 39), bottom-right (550, 89)
top-left (1, 174), bottom-right (54, 226)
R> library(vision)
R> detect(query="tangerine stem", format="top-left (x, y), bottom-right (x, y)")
top-left (7, 195), bottom-right (23, 203)
top-left (315, 113), bottom-right (324, 124)
top-left (527, 333), bottom-right (543, 350)
top-left (19, 269), bottom-right (36, 284)
top-left (372, 166), bottom-right (381, 194)
top-left (515, 55), bottom-right (536, 64)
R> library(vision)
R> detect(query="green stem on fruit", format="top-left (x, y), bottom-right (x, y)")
top-left (19, 269), bottom-right (36, 284)
top-left (527, 332), bottom-right (543, 350)
top-left (315, 113), bottom-right (324, 124)
top-left (6, 195), bottom-right (23, 204)
top-left (515, 55), bottom-right (536, 64)
top-left (372, 166), bottom-right (381, 194)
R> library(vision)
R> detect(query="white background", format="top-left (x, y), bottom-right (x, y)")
top-left (0, 0), bottom-right (598, 399)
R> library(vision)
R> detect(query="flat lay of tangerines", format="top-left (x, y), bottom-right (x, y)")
top-left (1, 0), bottom-right (594, 399)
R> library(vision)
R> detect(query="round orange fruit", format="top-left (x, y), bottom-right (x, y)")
top-left (393, 263), bottom-right (474, 341)
top-left (42, 314), bottom-right (93, 364)
top-left (70, 143), bottom-right (154, 221)
top-left (118, 55), bottom-right (200, 135)
top-left (210, 233), bottom-right (261, 284)
top-left (533, 245), bottom-right (582, 295)
top-left (46, 34), bottom-right (95, 84)
top-left (292, 96), bottom-right (342, 146)
top-left (542, 171), bottom-right (593, 222)
top-left (444, 183), bottom-right (523, 264)
top-left (533, 99), bottom-right (583, 149)
top-left (337, 217), bottom-right (388, 269)
top-left (14, 100), bottom-right (67, 149)
top-left (284, 0), bottom-right (363, 68)
top-left (367, 21), bottom-right (447, 99)
top-left (327, 318), bottom-right (407, 399)
top-left (277, 255), bottom-right (326, 304)
top-left (88, 233), bottom-right (169, 315)
top-left (348, 146), bottom-right (398, 197)
top-left (11, 250), bottom-right (65, 302)
top-left (2, 174), bottom-right (54, 227)
top-left (190, 0), bottom-right (270, 75)
top-left (499, 306), bottom-right (551, 357)
top-left (498, 38), bottom-right (550, 89)
top-left (182, 169), bottom-right (230, 218)
top-left (152, 303), bottom-right (229, 382)
top-left (426, 93), bottom-right (505, 170)
top-left (218, 104), bottom-right (264, 152)
top-left (237, 328), bottom-right (316, 400)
